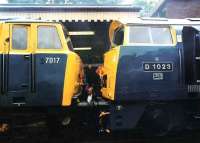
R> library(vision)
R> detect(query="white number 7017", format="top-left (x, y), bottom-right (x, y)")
top-left (45, 57), bottom-right (60, 64)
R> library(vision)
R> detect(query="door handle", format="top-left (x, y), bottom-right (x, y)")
top-left (21, 83), bottom-right (28, 88)
top-left (24, 55), bottom-right (30, 60)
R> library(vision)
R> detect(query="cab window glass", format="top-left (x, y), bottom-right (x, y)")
top-left (113, 27), bottom-right (124, 46)
top-left (38, 26), bottom-right (62, 49)
top-left (151, 27), bottom-right (172, 44)
top-left (129, 26), bottom-right (151, 43)
top-left (129, 26), bottom-right (172, 45)
top-left (62, 25), bottom-right (69, 39)
top-left (67, 40), bottom-right (74, 51)
top-left (12, 26), bottom-right (27, 50)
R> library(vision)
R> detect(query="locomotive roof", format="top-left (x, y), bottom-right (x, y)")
top-left (123, 18), bottom-right (200, 26)
top-left (2, 17), bottom-right (200, 26)
top-left (0, 17), bottom-right (57, 23)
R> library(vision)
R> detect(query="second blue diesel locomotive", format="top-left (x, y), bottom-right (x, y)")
top-left (97, 18), bottom-right (200, 135)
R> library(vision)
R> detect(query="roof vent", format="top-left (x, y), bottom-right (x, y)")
top-left (186, 18), bottom-right (200, 21)
top-left (140, 17), bottom-right (168, 21)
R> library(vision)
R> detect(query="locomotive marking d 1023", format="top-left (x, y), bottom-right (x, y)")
top-left (143, 62), bottom-right (173, 72)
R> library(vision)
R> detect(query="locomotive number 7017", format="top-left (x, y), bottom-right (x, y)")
top-left (44, 57), bottom-right (60, 64)
top-left (143, 62), bottom-right (173, 72)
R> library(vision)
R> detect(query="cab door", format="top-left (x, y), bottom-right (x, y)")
top-left (182, 26), bottom-right (200, 94)
top-left (8, 24), bottom-right (32, 98)
top-left (34, 24), bottom-right (67, 106)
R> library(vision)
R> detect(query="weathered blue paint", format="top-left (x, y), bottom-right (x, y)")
top-left (8, 55), bottom-right (31, 92)
top-left (34, 54), bottom-right (67, 106)
top-left (115, 45), bottom-right (188, 101)
top-left (0, 53), bottom-right (67, 107)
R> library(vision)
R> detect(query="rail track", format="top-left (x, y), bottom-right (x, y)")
top-left (0, 112), bottom-right (199, 143)
top-left (0, 113), bottom-right (200, 143)
top-left (2, 125), bottom-right (200, 143)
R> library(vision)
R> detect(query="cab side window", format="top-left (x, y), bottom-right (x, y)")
top-left (12, 26), bottom-right (27, 50)
top-left (129, 26), bottom-right (173, 45)
top-left (38, 26), bottom-right (62, 49)
top-left (151, 27), bottom-right (172, 44)
top-left (113, 27), bottom-right (124, 46)
top-left (67, 40), bottom-right (74, 51)
top-left (129, 26), bottom-right (150, 43)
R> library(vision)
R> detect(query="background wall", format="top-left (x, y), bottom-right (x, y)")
top-left (153, 0), bottom-right (200, 18)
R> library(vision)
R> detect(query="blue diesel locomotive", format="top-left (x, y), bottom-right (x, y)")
top-left (97, 18), bottom-right (200, 135)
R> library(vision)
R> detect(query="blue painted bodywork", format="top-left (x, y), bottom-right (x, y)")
top-left (0, 53), bottom-right (67, 107)
top-left (115, 45), bottom-right (187, 101)
top-left (110, 25), bottom-right (200, 131)
top-left (34, 54), bottom-right (67, 106)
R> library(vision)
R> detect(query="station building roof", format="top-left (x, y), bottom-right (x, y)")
top-left (0, 4), bottom-right (141, 22)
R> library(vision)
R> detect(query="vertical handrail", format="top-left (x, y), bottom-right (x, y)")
top-left (1, 54), bottom-right (5, 94)
top-left (1, 54), bottom-right (8, 94)
top-left (31, 54), bottom-right (36, 93)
